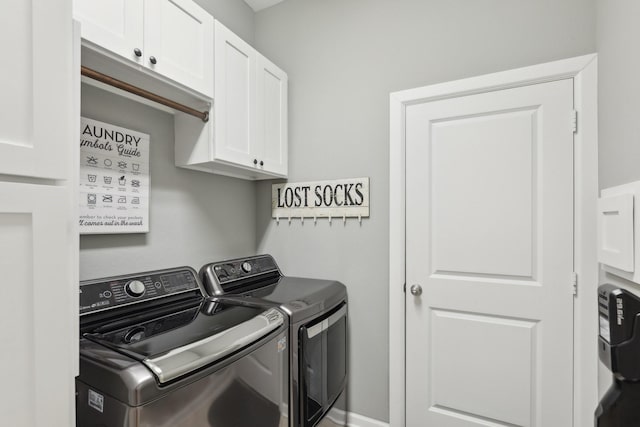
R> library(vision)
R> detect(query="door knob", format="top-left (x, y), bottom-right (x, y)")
top-left (133, 48), bottom-right (142, 57)
top-left (410, 284), bottom-right (422, 296)
top-left (149, 56), bottom-right (157, 65)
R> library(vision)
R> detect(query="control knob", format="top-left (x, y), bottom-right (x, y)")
top-left (125, 280), bottom-right (146, 298)
top-left (241, 262), bottom-right (252, 273)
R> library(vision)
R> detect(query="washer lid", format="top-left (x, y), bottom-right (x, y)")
top-left (84, 300), bottom-right (285, 383)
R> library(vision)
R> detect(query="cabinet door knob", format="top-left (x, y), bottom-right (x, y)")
top-left (149, 56), bottom-right (157, 65)
top-left (253, 159), bottom-right (258, 165)
top-left (133, 48), bottom-right (142, 57)
top-left (260, 160), bottom-right (264, 166)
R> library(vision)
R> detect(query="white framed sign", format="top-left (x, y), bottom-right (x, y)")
top-left (79, 117), bottom-right (150, 234)
top-left (272, 177), bottom-right (370, 220)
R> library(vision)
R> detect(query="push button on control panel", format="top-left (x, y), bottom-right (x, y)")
top-left (125, 280), bottom-right (146, 298)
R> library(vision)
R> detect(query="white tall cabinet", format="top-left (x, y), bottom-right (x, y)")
top-left (0, 1), bottom-right (78, 426)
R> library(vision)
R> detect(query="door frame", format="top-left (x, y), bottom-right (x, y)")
top-left (389, 54), bottom-right (598, 427)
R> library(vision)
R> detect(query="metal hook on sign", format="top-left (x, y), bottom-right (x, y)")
top-left (358, 215), bottom-right (362, 225)
top-left (276, 216), bottom-right (280, 225)
top-left (301, 216), bottom-right (304, 225)
top-left (288, 216), bottom-right (291, 225)
top-left (328, 215), bottom-right (332, 225)
top-left (343, 215), bottom-right (346, 225)
top-left (314, 216), bottom-right (317, 225)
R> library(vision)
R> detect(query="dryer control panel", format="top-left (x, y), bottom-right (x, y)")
top-left (201, 255), bottom-right (281, 295)
top-left (80, 268), bottom-right (200, 315)
top-left (212, 255), bottom-right (279, 284)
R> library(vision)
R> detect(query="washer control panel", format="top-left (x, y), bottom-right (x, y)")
top-left (212, 255), bottom-right (279, 285)
top-left (80, 268), bottom-right (200, 315)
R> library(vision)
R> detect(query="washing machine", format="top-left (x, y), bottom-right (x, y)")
top-left (200, 255), bottom-right (348, 427)
top-left (77, 266), bottom-right (290, 427)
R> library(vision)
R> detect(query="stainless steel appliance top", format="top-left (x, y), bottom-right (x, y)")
top-left (79, 267), bottom-right (287, 405)
top-left (200, 255), bottom-right (347, 323)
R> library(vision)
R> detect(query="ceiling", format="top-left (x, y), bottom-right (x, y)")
top-left (243, 0), bottom-right (284, 12)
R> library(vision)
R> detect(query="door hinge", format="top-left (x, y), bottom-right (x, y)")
top-left (571, 272), bottom-right (578, 296)
top-left (571, 110), bottom-right (578, 133)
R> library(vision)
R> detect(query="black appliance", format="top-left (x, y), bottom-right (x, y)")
top-left (76, 267), bottom-right (289, 427)
top-left (200, 255), bottom-right (348, 427)
top-left (595, 284), bottom-right (640, 426)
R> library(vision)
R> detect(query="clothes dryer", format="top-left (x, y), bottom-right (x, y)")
top-left (201, 255), bottom-right (348, 427)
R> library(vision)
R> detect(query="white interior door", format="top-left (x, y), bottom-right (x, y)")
top-left (144, 0), bottom-right (214, 97)
top-left (406, 79), bottom-right (575, 427)
top-left (73, 0), bottom-right (143, 63)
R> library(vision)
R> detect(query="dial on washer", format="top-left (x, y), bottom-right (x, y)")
top-left (241, 262), bottom-right (252, 273)
top-left (125, 280), bottom-right (146, 297)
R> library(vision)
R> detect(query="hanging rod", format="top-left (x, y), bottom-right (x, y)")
top-left (81, 66), bottom-right (209, 122)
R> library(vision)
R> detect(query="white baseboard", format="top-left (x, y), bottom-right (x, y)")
top-left (325, 408), bottom-right (390, 427)
top-left (347, 411), bottom-right (389, 427)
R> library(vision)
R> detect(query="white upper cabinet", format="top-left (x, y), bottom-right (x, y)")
top-left (213, 21), bottom-right (257, 168)
top-left (0, 0), bottom-right (75, 179)
top-left (256, 54), bottom-right (288, 177)
top-left (74, 0), bottom-right (213, 98)
top-left (175, 21), bottom-right (288, 180)
top-left (144, 0), bottom-right (214, 97)
top-left (73, 0), bottom-right (144, 64)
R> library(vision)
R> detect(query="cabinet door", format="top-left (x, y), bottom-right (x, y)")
top-left (0, 183), bottom-right (76, 427)
top-left (214, 21), bottom-right (258, 168)
top-left (73, 0), bottom-right (144, 63)
top-left (144, 0), bottom-right (214, 98)
top-left (0, 0), bottom-right (74, 179)
top-left (256, 54), bottom-right (288, 177)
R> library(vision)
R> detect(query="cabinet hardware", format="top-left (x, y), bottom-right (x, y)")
top-left (149, 56), bottom-right (157, 65)
top-left (260, 160), bottom-right (264, 166)
top-left (134, 48), bottom-right (142, 57)
top-left (253, 159), bottom-right (258, 165)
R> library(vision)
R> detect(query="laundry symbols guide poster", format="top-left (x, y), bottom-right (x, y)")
top-left (79, 117), bottom-right (150, 234)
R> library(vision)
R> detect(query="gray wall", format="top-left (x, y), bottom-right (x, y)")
top-left (598, 0), bottom-right (640, 190)
top-left (194, 0), bottom-right (254, 43)
top-left (80, 85), bottom-right (257, 280)
top-left (253, 0), bottom-right (596, 421)
top-left (597, 0), bottom-right (640, 398)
